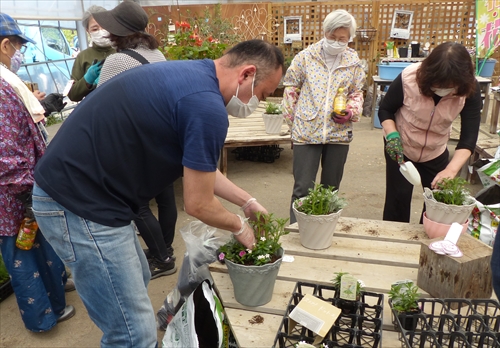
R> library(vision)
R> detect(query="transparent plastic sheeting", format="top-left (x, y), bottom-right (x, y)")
top-left (5, 0), bottom-right (252, 20)
top-left (3, 0), bottom-right (120, 20)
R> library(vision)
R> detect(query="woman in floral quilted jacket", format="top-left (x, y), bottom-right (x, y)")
top-left (282, 9), bottom-right (365, 223)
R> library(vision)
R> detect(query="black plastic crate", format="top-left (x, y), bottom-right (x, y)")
top-left (390, 298), bottom-right (500, 348)
top-left (273, 282), bottom-right (384, 348)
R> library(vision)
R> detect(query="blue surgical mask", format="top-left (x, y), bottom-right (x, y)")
top-left (226, 75), bottom-right (260, 118)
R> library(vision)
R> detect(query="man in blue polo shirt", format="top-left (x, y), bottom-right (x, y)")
top-left (32, 39), bottom-right (283, 347)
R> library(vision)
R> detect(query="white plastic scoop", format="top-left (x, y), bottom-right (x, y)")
top-left (400, 161), bottom-right (422, 186)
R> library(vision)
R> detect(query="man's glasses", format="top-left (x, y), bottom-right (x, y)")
top-left (11, 42), bottom-right (28, 54)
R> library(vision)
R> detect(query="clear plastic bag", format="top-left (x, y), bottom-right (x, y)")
top-left (157, 220), bottom-right (229, 331)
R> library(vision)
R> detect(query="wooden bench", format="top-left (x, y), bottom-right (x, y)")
top-left (221, 101), bottom-right (290, 176)
top-left (210, 217), bottom-right (432, 347)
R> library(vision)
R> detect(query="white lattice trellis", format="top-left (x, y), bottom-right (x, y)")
top-left (232, 4), bottom-right (279, 41)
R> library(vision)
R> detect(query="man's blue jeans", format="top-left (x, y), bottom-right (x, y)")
top-left (32, 183), bottom-right (157, 348)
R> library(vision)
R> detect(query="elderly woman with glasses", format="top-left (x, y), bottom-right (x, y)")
top-left (282, 9), bottom-right (365, 223)
top-left (0, 12), bottom-right (75, 331)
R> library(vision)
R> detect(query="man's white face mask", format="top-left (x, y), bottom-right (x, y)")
top-left (226, 74), bottom-right (260, 118)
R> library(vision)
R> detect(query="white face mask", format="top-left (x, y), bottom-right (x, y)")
top-left (431, 87), bottom-right (455, 97)
top-left (226, 75), bottom-right (260, 118)
top-left (323, 39), bottom-right (347, 56)
top-left (90, 29), bottom-right (111, 47)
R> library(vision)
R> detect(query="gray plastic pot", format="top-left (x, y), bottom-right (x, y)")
top-left (225, 248), bottom-right (283, 307)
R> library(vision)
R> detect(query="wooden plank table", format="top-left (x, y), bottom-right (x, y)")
top-left (221, 102), bottom-right (290, 176)
top-left (210, 217), bottom-right (437, 347)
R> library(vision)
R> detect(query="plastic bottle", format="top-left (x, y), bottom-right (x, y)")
top-left (333, 88), bottom-right (347, 115)
top-left (16, 217), bottom-right (38, 250)
top-left (407, 45), bottom-right (412, 59)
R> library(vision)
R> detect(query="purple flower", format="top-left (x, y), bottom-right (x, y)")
top-left (218, 253), bottom-right (225, 261)
top-left (239, 250), bottom-right (246, 257)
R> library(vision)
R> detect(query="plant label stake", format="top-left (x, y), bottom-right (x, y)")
top-left (428, 222), bottom-right (463, 258)
top-left (339, 274), bottom-right (358, 301)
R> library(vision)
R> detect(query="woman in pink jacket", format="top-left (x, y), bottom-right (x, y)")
top-left (379, 42), bottom-right (481, 223)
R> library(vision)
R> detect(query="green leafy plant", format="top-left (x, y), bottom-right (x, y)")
top-left (218, 212), bottom-right (289, 266)
top-left (45, 114), bottom-right (63, 127)
top-left (331, 271), bottom-right (365, 296)
top-left (389, 282), bottom-right (420, 313)
top-left (432, 177), bottom-right (470, 206)
top-left (0, 254), bottom-right (10, 285)
top-left (264, 102), bottom-right (282, 114)
top-left (294, 183), bottom-right (347, 215)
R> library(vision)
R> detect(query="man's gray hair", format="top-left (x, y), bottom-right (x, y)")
top-left (82, 5), bottom-right (107, 30)
top-left (323, 9), bottom-right (357, 40)
top-left (223, 39), bottom-right (284, 86)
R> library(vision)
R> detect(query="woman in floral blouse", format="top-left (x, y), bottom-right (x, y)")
top-left (282, 9), bottom-right (365, 223)
top-left (0, 13), bottom-right (74, 331)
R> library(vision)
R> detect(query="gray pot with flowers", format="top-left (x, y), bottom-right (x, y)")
top-left (293, 183), bottom-right (347, 250)
top-left (217, 212), bottom-right (289, 307)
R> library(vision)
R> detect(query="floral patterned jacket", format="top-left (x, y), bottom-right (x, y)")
top-left (0, 77), bottom-right (45, 236)
top-left (282, 40), bottom-right (365, 144)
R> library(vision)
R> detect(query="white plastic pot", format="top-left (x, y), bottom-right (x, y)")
top-left (262, 113), bottom-right (283, 134)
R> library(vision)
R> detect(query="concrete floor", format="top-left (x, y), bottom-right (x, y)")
top-left (0, 116), bottom-right (485, 347)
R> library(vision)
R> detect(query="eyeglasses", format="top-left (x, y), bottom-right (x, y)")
top-left (10, 42), bottom-right (28, 54)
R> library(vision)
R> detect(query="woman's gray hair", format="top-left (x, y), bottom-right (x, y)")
top-left (323, 9), bottom-right (357, 40)
top-left (82, 5), bottom-right (107, 30)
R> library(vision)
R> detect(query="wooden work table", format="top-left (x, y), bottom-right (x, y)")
top-left (210, 217), bottom-right (436, 347)
top-left (221, 102), bottom-right (290, 176)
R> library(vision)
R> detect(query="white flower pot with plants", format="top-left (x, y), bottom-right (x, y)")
top-left (217, 213), bottom-right (289, 307)
top-left (292, 183), bottom-right (347, 250)
top-left (423, 178), bottom-right (476, 226)
top-left (262, 101), bottom-right (283, 134)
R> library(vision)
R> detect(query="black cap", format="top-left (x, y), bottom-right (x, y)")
top-left (92, 1), bottom-right (148, 37)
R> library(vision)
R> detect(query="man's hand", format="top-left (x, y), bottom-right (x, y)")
top-left (332, 109), bottom-right (353, 124)
top-left (40, 93), bottom-right (67, 116)
top-left (385, 131), bottom-right (404, 164)
top-left (241, 198), bottom-right (268, 221)
top-left (83, 59), bottom-right (104, 85)
top-left (234, 218), bottom-right (256, 249)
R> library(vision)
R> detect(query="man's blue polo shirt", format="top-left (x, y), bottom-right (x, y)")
top-left (35, 59), bottom-right (228, 227)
